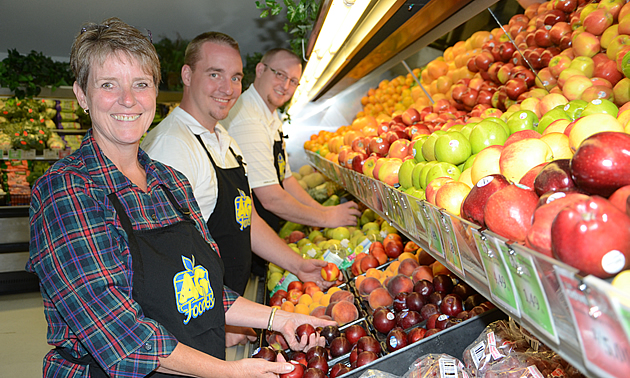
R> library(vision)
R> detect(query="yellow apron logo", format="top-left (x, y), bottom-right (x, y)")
top-left (173, 255), bottom-right (214, 325)
top-left (234, 188), bottom-right (252, 231)
top-left (277, 153), bottom-right (286, 182)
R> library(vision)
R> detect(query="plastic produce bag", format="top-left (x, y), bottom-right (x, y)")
top-left (462, 320), bottom-right (530, 377)
top-left (403, 353), bottom-right (471, 378)
top-left (358, 369), bottom-right (401, 378)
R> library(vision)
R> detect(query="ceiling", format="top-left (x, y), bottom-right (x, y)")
top-left (0, 0), bottom-right (292, 62)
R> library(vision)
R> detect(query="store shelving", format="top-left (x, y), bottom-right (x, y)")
top-left (306, 150), bottom-right (630, 378)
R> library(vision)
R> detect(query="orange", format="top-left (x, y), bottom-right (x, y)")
top-left (399, 252), bottom-right (418, 263)
top-left (298, 294), bottom-right (313, 306)
top-left (311, 290), bottom-right (324, 303)
top-left (365, 268), bottom-right (381, 280)
top-left (320, 293), bottom-right (331, 307)
top-left (294, 303), bottom-right (310, 315)
top-left (281, 301), bottom-right (295, 312)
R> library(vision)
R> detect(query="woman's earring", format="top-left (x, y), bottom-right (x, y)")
top-left (84, 108), bottom-right (89, 114)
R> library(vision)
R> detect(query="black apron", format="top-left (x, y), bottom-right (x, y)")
top-left (58, 185), bottom-right (226, 377)
top-left (195, 134), bottom-right (253, 295)
top-left (252, 130), bottom-right (287, 233)
top-left (251, 130), bottom-right (287, 277)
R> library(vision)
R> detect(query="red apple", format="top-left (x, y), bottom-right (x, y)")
top-left (484, 184), bottom-right (540, 243)
top-left (551, 196), bottom-right (630, 278)
top-left (570, 131), bottom-right (630, 197)
top-left (525, 192), bottom-right (590, 256)
top-left (460, 174), bottom-right (511, 227)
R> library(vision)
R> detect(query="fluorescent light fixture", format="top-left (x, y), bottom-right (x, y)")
top-left (289, 0), bottom-right (397, 114)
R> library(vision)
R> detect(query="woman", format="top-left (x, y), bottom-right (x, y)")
top-left (27, 17), bottom-right (334, 378)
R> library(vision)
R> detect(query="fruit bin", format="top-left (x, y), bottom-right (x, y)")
top-left (343, 309), bottom-right (507, 377)
top-left (306, 149), bottom-right (630, 378)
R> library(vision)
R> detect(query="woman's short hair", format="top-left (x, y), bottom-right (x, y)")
top-left (71, 17), bottom-right (161, 94)
top-left (184, 32), bottom-right (240, 70)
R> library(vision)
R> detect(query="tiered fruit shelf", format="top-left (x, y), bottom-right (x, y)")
top-left (306, 149), bottom-right (630, 378)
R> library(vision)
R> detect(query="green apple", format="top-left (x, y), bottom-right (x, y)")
top-left (297, 238), bottom-right (312, 248)
top-left (421, 130), bottom-right (447, 161)
top-left (406, 187), bottom-right (426, 200)
top-left (434, 131), bottom-right (472, 165)
top-left (425, 162), bottom-right (462, 185)
top-left (580, 98), bottom-right (619, 118)
top-left (398, 159), bottom-right (417, 189)
top-left (469, 120), bottom-right (509, 154)
top-left (537, 106), bottom-right (570, 133)
top-left (563, 99), bottom-right (588, 120)
top-left (411, 136), bottom-right (429, 163)
top-left (365, 228), bottom-right (383, 242)
top-left (362, 221), bottom-right (380, 233)
top-left (482, 116), bottom-right (511, 136)
top-left (507, 110), bottom-right (538, 134)
top-left (460, 122), bottom-right (477, 139)
top-left (447, 124), bottom-right (464, 132)
top-left (418, 160), bottom-right (439, 189)
top-left (308, 230), bottom-right (323, 241)
top-left (411, 161), bottom-right (428, 189)
top-left (462, 153), bottom-right (477, 171)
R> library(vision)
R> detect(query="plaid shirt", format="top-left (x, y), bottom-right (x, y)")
top-left (27, 130), bottom-right (239, 378)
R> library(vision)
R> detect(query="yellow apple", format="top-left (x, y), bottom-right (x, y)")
top-left (459, 167), bottom-right (474, 188)
top-left (542, 119), bottom-right (572, 135)
top-left (435, 181), bottom-right (471, 216)
top-left (499, 139), bottom-right (554, 183)
top-left (540, 132), bottom-right (573, 159)
top-left (568, 113), bottom-right (624, 151)
top-left (471, 145), bottom-right (504, 184)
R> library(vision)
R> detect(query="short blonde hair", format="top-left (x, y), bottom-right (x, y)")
top-left (70, 17), bottom-right (161, 94)
top-left (184, 32), bottom-right (240, 70)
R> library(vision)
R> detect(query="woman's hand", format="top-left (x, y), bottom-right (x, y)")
top-left (272, 310), bottom-right (337, 351)
top-left (295, 259), bottom-right (335, 290)
top-left (227, 357), bottom-right (297, 378)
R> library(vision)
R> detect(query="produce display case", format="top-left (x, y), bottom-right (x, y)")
top-left (304, 150), bottom-right (630, 378)
top-left (284, 0), bottom-right (630, 375)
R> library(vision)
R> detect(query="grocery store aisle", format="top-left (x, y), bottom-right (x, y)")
top-left (0, 291), bottom-right (49, 378)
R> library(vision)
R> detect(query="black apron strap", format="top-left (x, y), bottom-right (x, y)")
top-left (55, 347), bottom-right (109, 378)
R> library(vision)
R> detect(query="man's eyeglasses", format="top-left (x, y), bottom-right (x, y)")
top-left (81, 24), bottom-right (153, 43)
top-left (264, 64), bottom-right (299, 87)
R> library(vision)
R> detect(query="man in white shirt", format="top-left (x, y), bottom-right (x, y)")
top-left (142, 33), bottom-right (330, 344)
top-left (224, 48), bottom-right (360, 234)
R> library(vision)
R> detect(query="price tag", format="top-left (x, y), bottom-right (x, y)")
top-left (503, 244), bottom-right (559, 344)
top-left (607, 284), bottom-right (630, 348)
top-left (43, 149), bottom-right (59, 159)
top-left (471, 229), bottom-right (520, 317)
top-left (556, 268), bottom-right (630, 377)
top-left (409, 197), bottom-right (428, 240)
top-left (420, 202), bottom-right (444, 258)
top-left (8, 149), bottom-right (23, 159)
top-left (436, 210), bottom-right (464, 276)
top-left (22, 149), bottom-right (36, 159)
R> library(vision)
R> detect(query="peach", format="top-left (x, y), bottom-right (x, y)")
top-left (331, 301), bottom-right (360, 325)
top-left (386, 274), bottom-right (414, 298)
top-left (411, 265), bottom-right (434, 283)
top-left (368, 288), bottom-right (394, 310)
top-left (358, 277), bottom-right (383, 297)
top-left (309, 305), bottom-right (327, 318)
top-left (397, 258), bottom-right (420, 276)
top-left (330, 290), bottom-right (354, 304)
top-left (371, 248), bottom-right (388, 265)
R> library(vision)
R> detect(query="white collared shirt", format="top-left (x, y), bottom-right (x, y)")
top-left (141, 106), bottom-right (247, 222)
top-left (223, 85), bottom-right (292, 189)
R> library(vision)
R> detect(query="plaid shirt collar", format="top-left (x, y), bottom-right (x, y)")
top-left (79, 129), bottom-right (172, 194)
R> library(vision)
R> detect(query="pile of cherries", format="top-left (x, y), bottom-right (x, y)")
top-left (370, 274), bottom-right (495, 352)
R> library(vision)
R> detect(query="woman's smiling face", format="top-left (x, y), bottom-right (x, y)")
top-left (74, 51), bottom-right (157, 152)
